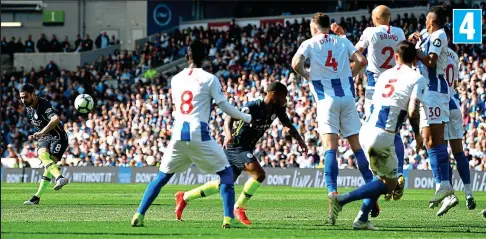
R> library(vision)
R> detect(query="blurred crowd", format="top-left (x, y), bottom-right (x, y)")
top-left (0, 32), bottom-right (120, 56)
top-left (1, 7), bottom-right (486, 172)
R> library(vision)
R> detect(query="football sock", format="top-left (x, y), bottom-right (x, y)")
top-left (454, 152), bottom-right (471, 184)
top-left (235, 177), bottom-right (262, 209)
top-left (184, 180), bottom-right (220, 202)
top-left (217, 167), bottom-right (235, 218)
top-left (427, 147), bottom-right (441, 184)
top-left (448, 163), bottom-right (453, 185)
top-left (39, 151), bottom-right (62, 179)
top-left (354, 149), bottom-right (373, 183)
top-left (358, 196), bottom-right (378, 222)
top-left (324, 150), bottom-right (338, 193)
top-left (338, 180), bottom-right (388, 206)
top-left (35, 170), bottom-right (52, 198)
top-left (395, 134), bottom-right (405, 174)
top-left (435, 144), bottom-right (451, 183)
top-left (136, 171), bottom-right (173, 215)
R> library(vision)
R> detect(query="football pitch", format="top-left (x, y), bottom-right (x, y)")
top-left (1, 184), bottom-right (485, 239)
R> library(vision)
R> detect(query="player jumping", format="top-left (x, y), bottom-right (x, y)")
top-left (329, 40), bottom-right (426, 230)
top-left (19, 84), bottom-right (70, 205)
top-left (131, 40), bottom-right (254, 229)
top-left (409, 6), bottom-right (454, 204)
top-left (435, 27), bottom-right (476, 216)
top-left (332, 5), bottom-right (407, 217)
top-left (174, 82), bottom-right (308, 226)
top-left (291, 12), bottom-right (370, 225)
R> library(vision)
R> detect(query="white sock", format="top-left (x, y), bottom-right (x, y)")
top-left (435, 183), bottom-right (440, 192)
top-left (464, 184), bottom-right (473, 197)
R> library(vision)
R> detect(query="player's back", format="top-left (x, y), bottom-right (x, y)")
top-left (366, 64), bottom-right (425, 132)
top-left (170, 68), bottom-right (221, 142)
top-left (359, 26), bottom-right (406, 76)
top-left (301, 34), bottom-right (356, 98)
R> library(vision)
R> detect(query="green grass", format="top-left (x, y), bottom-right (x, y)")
top-left (1, 183), bottom-right (485, 239)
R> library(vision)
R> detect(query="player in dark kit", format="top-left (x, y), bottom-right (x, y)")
top-left (19, 84), bottom-right (69, 205)
top-left (175, 82), bottom-right (308, 225)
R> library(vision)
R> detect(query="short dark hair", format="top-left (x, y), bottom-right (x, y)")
top-left (396, 41), bottom-right (417, 64)
top-left (312, 12), bottom-right (330, 29)
top-left (189, 40), bottom-right (207, 63)
top-left (267, 82), bottom-right (288, 95)
top-left (20, 84), bottom-right (35, 93)
top-left (428, 6), bottom-right (446, 27)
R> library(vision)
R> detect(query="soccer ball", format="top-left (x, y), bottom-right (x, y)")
top-left (74, 94), bottom-right (94, 113)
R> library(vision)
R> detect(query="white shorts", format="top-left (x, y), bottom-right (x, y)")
top-left (444, 108), bottom-right (464, 141)
top-left (317, 96), bottom-right (361, 138)
top-left (159, 140), bottom-right (229, 174)
top-left (420, 91), bottom-right (449, 127)
top-left (359, 125), bottom-right (399, 179)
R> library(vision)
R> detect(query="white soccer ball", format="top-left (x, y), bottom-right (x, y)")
top-left (74, 94), bottom-right (94, 113)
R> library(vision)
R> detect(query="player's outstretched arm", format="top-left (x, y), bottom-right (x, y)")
top-left (278, 111), bottom-right (308, 153)
top-left (408, 97), bottom-right (423, 151)
top-left (416, 51), bottom-right (439, 68)
top-left (218, 101), bottom-right (252, 124)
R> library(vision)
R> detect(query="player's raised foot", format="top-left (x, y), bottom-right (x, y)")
top-left (370, 202), bottom-right (380, 218)
top-left (23, 195), bottom-right (40, 205)
top-left (393, 174), bottom-right (405, 201)
top-left (384, 193), bottom-right (392, 201)
top-left (437, 194), bottom-right (458, 216)
top-left (328, 192), bottom-right (342, 225)
top-left (131, 213), bottom-right (144, 227)
top-left (53, 177), bottom-right (69, 191)
top-left (234, 208), bottom-right (251, 225)
top-left (353, 219), bottom-right (378, 231)
top-left (466, 195), bottom-right (476, 210)
top-left (222, 217), bottom-right (250, 229)
top-left (175, 192), bottom-right (187, 220)
top-left (429, 184), bottom-right (453, 204)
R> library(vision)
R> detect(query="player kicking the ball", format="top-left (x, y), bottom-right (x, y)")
top-left (291, 12), bottom-right (372, 225)
top-left (174, 82), bottom-right (308, 226)
top-left (329, 41), bottom-right (426, 230)
top-left (131, 40), bottom-right (254, 229)
top-left (20, 84), bottom-right (70, 205)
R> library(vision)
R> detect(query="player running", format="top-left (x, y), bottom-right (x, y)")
top-left (329, 41), bottom-right (426, 230)
top-left (131, 40), bottom-right (253, 229)
top-left (435, 27), bottom-right (476, 216)
top-left (19, 84), bottom-right (70, 205)
top-left (409, 6), bottom-right (453, 204)
top-left (174, 82), bottom-right (308, 226)
top-left (291, 12), bottom-right (371, 224)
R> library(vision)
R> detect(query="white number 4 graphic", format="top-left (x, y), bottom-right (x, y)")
top-left (459, 12), bottom-right (475, 40)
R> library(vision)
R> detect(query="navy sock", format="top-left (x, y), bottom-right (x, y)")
top-left (338, 180), bottom-right (388, 206)
top-left (324, 150), bottom-right (338, 193)
top-left (454, 152), bottom-right (471, 184)
top-left (217, 167), bottom-right (235, 218)
top-left (137, 171), bottom-right (173, 215)
top-left (427, 147), bottom-right (441, 184)
top-left (354, 149), bottom-right (373, 183)
top-left (395, 134), bottom-right (405, 174)
top-left (449, 163), bottom-right (453, 185)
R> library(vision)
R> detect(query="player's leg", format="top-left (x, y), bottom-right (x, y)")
top-left (318, 96), bottom-right (340, 195)
top-left (420, 98), bottom-right (453, 203)
top-left (447, 108), bottom-right (476, 209)
top-left (131, 141), bottom-right (186, 227)
top-left (234, 154), bottom-right (265, 225)
top-left (176, 149), bottom-right (242, 220)
top-left (329, 131), bottom-right (398, 228)
top-left (392, 134), bottom-right (406, 201)
top-left (24, 170), bottom-right (51, 205)
top-left (49, 138), bottom-right (69, 190)
top-left (190, 141), bottom-right (242, 228)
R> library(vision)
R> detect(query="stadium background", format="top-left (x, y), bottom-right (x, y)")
top-left (1, 0), bottom-right (486, 181)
